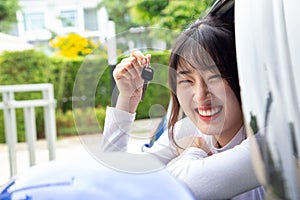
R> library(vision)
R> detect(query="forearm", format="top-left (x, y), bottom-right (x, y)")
top-left (116, 94), bottom-right (141, 114)
top-left (100, 107), bottom-right (135, 152)
top-left (166, 147), bottom-right (208, 179)
top-left (166, 139), bottom-right (261, 199)
top-left (101, 106), bottom-right (178, 166)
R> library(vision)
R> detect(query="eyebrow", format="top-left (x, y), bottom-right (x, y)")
top-left (177, 70), bottom-right (192, 76)
top-left (199, 64), bottom-right (219, 72)
top-left (177, 64), bottom-right (219, 75)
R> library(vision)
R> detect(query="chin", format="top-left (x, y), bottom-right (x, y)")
top-left (197, 122), bottom-right (224, 136)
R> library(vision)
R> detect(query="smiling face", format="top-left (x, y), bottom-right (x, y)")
top-left (168, 18), bottom-right (242, 147)
top-left (176, 62), bottom-right (243, 146)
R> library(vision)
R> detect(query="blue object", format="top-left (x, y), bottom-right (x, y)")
top-left (143, 115), bottom-right (168, 149)
top-left (0, 155), bottom-right (195, 200)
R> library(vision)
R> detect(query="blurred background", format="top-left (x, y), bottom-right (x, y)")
top-left (0, 0), bottom-right (213, 142)
top-left (0, 0), bottom-right (214, 186)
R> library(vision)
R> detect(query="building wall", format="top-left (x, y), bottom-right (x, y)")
top-left (16, 0), bottom-right (108, 43)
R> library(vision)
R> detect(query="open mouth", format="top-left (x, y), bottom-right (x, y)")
top-left (196, 106), bottom-right (222, 121)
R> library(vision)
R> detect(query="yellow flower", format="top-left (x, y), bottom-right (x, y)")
top-left (49, 33), bottom-right (98, 58)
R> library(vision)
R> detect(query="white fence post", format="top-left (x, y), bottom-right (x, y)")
top-left (23, 106), bottom-right (37, 166)
top-left (2, 91), bottom-right (18, 176)
top-left (0, 84), bottom-right (57, 177)
top-left (42, 85), bottom-right (56, 160)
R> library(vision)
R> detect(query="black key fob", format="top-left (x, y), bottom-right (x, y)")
top-left (141, 66), bottom-right (154, 81)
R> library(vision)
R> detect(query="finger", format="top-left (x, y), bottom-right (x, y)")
top-left (129, 57), bottom-right (143, 78)
top-left (127, 65), bottom-right (141, 80)
top-left (114, 60), bottom-right (133, 80)
top-left (131, 49), bottom-right (148, 66)
top-left (145, 54), bottom-right (152, 64)
top-left (115, 61), bottom-right (143, 82)
top-left (116, 55), bottom-right (140, 76)
top-left (120, 57), bottom-right (140, 79)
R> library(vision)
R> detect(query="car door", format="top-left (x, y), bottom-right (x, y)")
top-left (235, 0), bottom-right (300, 199)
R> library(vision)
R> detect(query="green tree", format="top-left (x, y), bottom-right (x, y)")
top-left (125, 0), bottom-right (213, 48)
top-left (130, 0), bottom-right (213, 32)
top-left (0, 0), bottom-right (19, 32)
top-left (128, 0), bottom-right (169, 26)
top-left (98, 0), bottom-right (137, 34)
top-left (99, 0), bottom-right (214, 40)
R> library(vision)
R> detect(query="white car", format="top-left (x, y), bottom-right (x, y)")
top-left (213, 0), bottom-right (300, 199)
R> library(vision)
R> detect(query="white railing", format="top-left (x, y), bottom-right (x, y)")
top-left (0, 84), bottom-right (57, 177)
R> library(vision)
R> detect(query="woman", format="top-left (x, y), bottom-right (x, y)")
top-left (101, 16), bottom-right (264, 199)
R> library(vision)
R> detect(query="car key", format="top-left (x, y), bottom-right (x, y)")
top-left (140, 60), bottom-right (153, 101)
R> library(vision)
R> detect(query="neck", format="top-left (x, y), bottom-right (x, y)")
top-left (214, 124), bottom-right (243, 148)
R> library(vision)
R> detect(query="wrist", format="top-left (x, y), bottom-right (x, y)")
top-left (116, 94), bottom-right (140, 113)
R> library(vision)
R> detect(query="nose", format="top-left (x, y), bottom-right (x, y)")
top-left (193, 79), bottom-right (211, 103)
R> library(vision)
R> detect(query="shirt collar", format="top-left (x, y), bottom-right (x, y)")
top-left (210, 126), bottom-right (246, 153)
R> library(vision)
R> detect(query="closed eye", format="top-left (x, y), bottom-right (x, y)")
top-left (178, 79), bottom-right (193, 84)
top-left (208, 74), bottom-right (222, 80)
top-left (207, 74), bottom-right (222, 83)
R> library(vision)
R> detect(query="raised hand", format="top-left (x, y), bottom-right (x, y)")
top-left (113, 50), bottom-right (151, 113)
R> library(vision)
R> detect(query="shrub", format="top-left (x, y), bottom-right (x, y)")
top-left (118, 50), bottom-right (171, 119)
top-left (56, 107), bottom-right (106, 136)
top-left (0, 49), bottom-right (170, 143)
top-left (0, 50), bottom-right (55, 142)
top-left (0, 50), bottom-right (53, 85)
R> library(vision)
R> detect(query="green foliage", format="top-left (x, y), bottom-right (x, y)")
top-left (97, 0), bottom-right (136, 33)
top-left (0, 50), bottom-right (55, 142)
top-left (50, 57), bottom-right (85, 111)
top-left (0, 110), bottom-right (3, 143)
top-left (157, 0), bottom-right (213, 32)
top-left (129, 0), bottom-right (169, 26)
top-left (56, 106), bottom-right (106, 136)
top-left (100, 0), bottom-right (213, 34)
top-left (101, 0), bottom-right (213, 45)
top-left (118, 50), bottom-right (170, 119)
top-left (0, 50), bottom-right (53, 85)
top-left (0, 109), bottom-right (26, 143)
top-left (0, 50), bottom-right (54, 138)
top-left (0, 49), bottom-right (171, 142)
top-left (0, 0), bottom-right (19, 32)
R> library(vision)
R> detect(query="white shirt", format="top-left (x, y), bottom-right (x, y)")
top-left (101, 107), bottom-right (265, 200)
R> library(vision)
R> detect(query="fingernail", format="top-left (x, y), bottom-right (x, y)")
top-left (142, 58), bottom-right (147, 65)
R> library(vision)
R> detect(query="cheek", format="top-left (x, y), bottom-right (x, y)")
top-left (224, 86), bottom-right (242, 119)
top-left (208, 82), bottom-right (227, 102)
top-left (176, 87), bottom-right (193, 110)
top-left (212, 82), bottom-right (242, 117)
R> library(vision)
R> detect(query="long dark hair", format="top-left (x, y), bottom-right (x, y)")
top-left (168, 16), bottom-right (241, 146)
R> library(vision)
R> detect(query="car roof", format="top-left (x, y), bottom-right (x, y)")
top-left (205, 0), bottom-right (234, 21)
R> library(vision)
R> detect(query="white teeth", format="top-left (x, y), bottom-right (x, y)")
top-left (198, 107), bottom-right (221, 116)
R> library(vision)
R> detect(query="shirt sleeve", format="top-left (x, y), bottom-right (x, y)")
top-left (143, 129), bottom-right (178, 164)
top-left (100, 107), bottom-right (177, 164)
top-left (166, 138), bottom-right (261, 199)
top-left (166, 147), bottom-right (208, 179)
top-left (143, 117), bottom-right (203, 165)
top-left (100, 107), bottom-right (135, 152)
